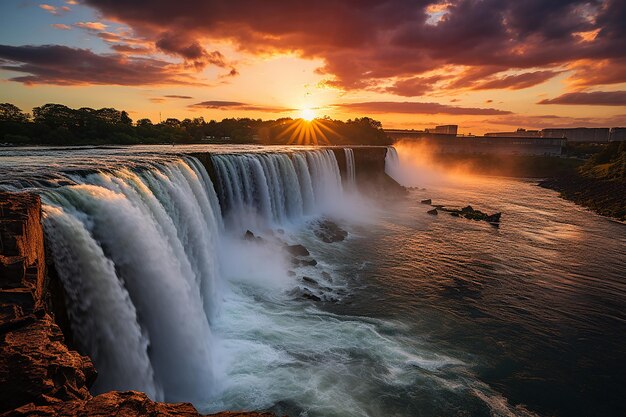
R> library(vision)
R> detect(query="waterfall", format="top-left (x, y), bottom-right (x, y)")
top-left (30, 149), bottom-right (348, 406)
top-left (41, 158), bottom-right (223, 404)
top-left (43, 204), bottom-right (161, 399)
top-left (385, 146), bottom-right (400, 180)
top-left (344, 148), bottom-right (356, 189)
top-left (211, 150), bottom-right (343, 231)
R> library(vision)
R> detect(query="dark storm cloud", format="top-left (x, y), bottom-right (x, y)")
top-left (155, 32), bottom-right (227, 69)
top-left (0, 44), bottom-right (201, 85)
top-left (538, 91), bottom-right (626, 105)
top-left (82, 0), bottom-right (626, 91)
top-left (334, 101), bottom-right (512, 115)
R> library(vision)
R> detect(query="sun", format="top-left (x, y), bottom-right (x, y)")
top-left (300, 108), bottom-right (316, 121)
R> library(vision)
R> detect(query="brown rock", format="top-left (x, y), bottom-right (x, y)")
top-left (285, 244), bottom-right (309, 257)
top-left (5, 391), bottom-right (276, 417)
top-left (0, 314), bottom-right (95, 413)
top-left (0, 192), bottom-right (46, 313)
top-left (312, 219), bottom-right (347, 243)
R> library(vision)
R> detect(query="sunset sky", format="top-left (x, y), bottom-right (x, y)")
top-left (1, 0), bottom-right (625, 134)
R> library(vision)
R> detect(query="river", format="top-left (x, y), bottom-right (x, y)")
top-left (0, 145), bottom-right (624, 417)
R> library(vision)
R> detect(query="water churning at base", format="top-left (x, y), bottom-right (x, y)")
top-left (40, 150), bottom-right (349, 404)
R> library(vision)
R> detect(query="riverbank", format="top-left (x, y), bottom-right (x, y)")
top-left (420, 152), bottom-right (625, 221)
top-left (539, 175), bottom-right (626, 221)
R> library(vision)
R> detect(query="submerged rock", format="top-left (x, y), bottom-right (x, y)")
top-left (436, 204), bottom-right (502, 225)
top-left (244, 230), bottom-right (263, 242)
top-left (312, 219), bottom-right (348, 243)
top-left (285, 244), bottom-right (310, 257)
top-left (302, 276), bottom-right (318, 285)
top-left (302, 292), bottom-right (322, 302)
top-left (294, 287), bottom-right (322, 302)
top-left (427, 208), bottom-right (438, 215)
top-left (421, 199), bottom-right (432, 204)
top-left (292, 258), bottom-right (317, 267)
top-left (484, 212), bottom-right (502, 224)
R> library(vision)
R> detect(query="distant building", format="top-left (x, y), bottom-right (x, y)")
top-left (425, 125), bottom-right (458, 135)
top-left (416, 136), bottom-right (565, 156)
top-left (383, 128), bottom-right (565, 155)
top-left (485, 128), bottom-right (541, 138)
top-left (542, 128), bottom-right (610, 142)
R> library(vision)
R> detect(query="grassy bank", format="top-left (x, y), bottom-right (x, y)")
top-left (539, 141), bottom-right (626, 221)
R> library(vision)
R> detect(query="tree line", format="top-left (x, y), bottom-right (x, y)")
top-left (0, 103), bottom-right (391, 146)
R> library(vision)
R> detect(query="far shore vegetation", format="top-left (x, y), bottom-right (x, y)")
top-left (0, 103), bottom-right (390, 146)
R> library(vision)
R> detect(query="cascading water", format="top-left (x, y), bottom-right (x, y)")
top-left (344, 148), bottom-right (356, 189)
top-left (211, 149), bottom-right (342, 231)
top-left (38, 150), bottom-right (348, 403)
top-left (385, 146), bottom-right (400, 180)
top-left (41, 158), bottom-right (223, 403)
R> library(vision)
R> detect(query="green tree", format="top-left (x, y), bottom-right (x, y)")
top-left (0, 103), bottom-right (29, 122)
top-left (136, 118), bottom-right (153, 127)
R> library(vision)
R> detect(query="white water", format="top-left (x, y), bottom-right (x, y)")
top-left (384, 146), bottom-right (401, 180)
top-left (28, 146), bottom-right (543, 417)
top-left (40, 151), bottom-right (348, 404)
top-left (211, 150), bottom-right (342, 232)
top-left (42, 159), bottom-right (222, 403)
top-left (344, 148), bottom-right (356, 189)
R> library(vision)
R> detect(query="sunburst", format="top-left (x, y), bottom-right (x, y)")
top-left (276, 118), bottom-right (343, 146)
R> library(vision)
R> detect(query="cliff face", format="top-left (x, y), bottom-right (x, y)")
top-left (0, 192), bottom-right (275, 417)
top-left (0, 192), bottom-right (94, 414)
top-left (0, 192), bottom-right (46, 317)
top-left (348, 147), bottom-right (406, 198)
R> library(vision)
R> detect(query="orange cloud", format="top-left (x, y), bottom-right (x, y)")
top-left (333, 101), bottom-right (512, 115)
top-left (51, 24), bottom-right (71, 30)
top-left (538, 91), bottom-right (626, 106)
top-left (75, 22), bottom-right (108, 31)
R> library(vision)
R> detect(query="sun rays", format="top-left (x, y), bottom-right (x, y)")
top-left (277, 117), bottom-right (342, 146)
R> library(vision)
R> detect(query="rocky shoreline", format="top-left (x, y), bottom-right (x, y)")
top-left (539, 175), bottom-right (626, 222)
top-left (0, 192), bottom-right (275, 417)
